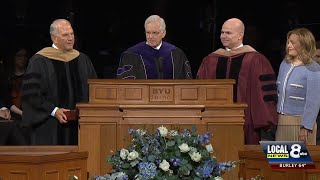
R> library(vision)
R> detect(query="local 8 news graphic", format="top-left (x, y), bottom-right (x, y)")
top-left (260, 141), bottom-right (315, 169)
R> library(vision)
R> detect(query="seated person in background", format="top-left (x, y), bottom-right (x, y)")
top-left (0, 77), bottom-right (29, 145)
top-left (0, 103), bottom-right (29, 145)
top-left (117, 15), bottom-right (192, 79)
top-left (7, 47), bottom-right (29, 120)
top-left (0, 69), bottom-right (11, 120)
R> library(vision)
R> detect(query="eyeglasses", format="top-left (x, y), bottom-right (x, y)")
top-left (145, 30), bottom-right (163, 36)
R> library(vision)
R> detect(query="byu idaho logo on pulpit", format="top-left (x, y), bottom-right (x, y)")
top-left (150, 86), bottom-right (173, 101)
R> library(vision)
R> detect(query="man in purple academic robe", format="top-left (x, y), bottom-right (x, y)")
top-left (117, 15), bottom-right (192, 79)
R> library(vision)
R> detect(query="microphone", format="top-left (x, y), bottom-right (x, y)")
top-left (158, 57), bottom-right (163, 79)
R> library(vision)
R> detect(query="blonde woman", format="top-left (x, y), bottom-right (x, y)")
top-left (276, 28), bottom-right (320, 145)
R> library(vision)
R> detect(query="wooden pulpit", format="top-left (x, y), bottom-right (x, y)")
top-left (77, 79), bottom-right (247, 178)
top-left (0, 146), bottom-right (88, 180)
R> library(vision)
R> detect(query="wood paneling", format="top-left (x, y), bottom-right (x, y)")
top-left (0, 146), bottom-right (88, 180)
top-left (88, 79), bottom-right (234, 104)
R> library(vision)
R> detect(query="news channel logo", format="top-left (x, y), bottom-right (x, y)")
top-left (260, 141), bottom-right (315, 169)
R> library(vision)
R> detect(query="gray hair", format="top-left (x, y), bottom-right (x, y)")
top-left (144, 15), bottom-right (166, 32)
top-left (50, 19), bottom-right (70, 36)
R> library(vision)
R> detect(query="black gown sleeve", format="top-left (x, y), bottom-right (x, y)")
top-left (22, 55), bottom-right (56, 126)
top-left (117, 53), bottom-right (147, 79)
top-left (172, 48), bottom-right (193, 79)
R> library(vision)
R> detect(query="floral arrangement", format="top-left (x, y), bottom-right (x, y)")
top-left (94, 125), bottom-right (241, 180)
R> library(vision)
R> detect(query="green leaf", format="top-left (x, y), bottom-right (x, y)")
top-left (130, 160), bottom-right (139, 167)
top-left (121, 163), bottom-right (130, 169)
top-left (180, 159), bottom-right (188, 165)
top-left (191, 125), bottom-right (197, 134)
top-left (142, 156), bottom-right (148, 162)
top-left (186, 163), bottom-right (193, 170)
top-left (148, 155), bottom-right (155, 162)
top-left (167, 140), bottom-right (176, 147)
top-left (175, 150), bottom-right (181, 157)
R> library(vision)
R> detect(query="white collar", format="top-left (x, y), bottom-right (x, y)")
top-left (52, 44), bottom-right (58, 49)
top-left (226, 44), bottom-right (243, 51)
top-left (146, 41), bottom-right (162, 50)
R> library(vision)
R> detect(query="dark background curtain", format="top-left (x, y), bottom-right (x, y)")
top-left (1, 0), bottom-right (319, 77)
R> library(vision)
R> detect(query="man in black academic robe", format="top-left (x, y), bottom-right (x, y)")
top-left (21, 19), bottom-right (97, 145)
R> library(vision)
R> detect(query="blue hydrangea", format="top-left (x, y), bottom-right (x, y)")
top-left (180, 129), bottom-right (191, 137)
top-left (198, 132), bottom-right (211, 145)
top-left (195, 159), bottom-right (218, 178)
top-left (137, 162), bottom-right (157, 179)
